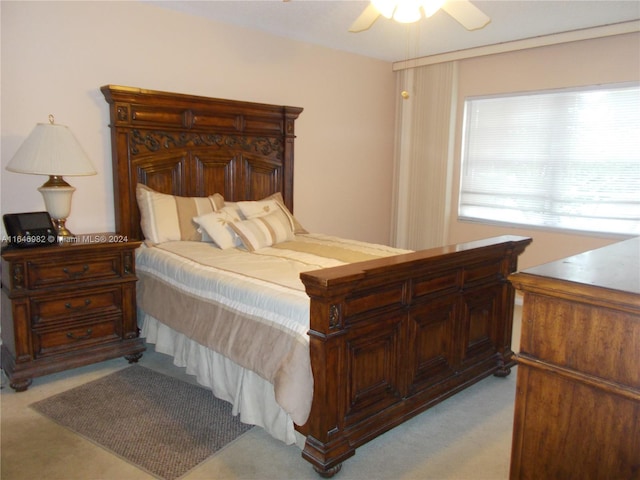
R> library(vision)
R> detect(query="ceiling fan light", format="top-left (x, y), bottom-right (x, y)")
top-left (393, 1), bottom-right (422, 23)
top-left (371, 0), bottom-right (397, 19)
top-left (421, 0), bottom-right (446, 17)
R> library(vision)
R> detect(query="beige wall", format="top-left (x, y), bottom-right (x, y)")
top-left (1, 1), bottom-right (396, 244)
top-left (450, 33), bottom-right (640, 269)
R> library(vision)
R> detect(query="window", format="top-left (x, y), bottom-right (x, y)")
top-left (459, 83), bottom-right (640, 236)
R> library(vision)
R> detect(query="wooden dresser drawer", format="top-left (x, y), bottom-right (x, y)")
top-left (521, 294), bottom-right (639, 388)
top-left (26, 254), bottom-right (121, 289)
top-left (32, 316), bottom-right (120, 358)
top-left (30, 287), bottom-right (122, 326)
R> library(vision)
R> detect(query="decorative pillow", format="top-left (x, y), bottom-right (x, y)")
top-left (222, 201), bottom-right (245, 220)
top-left (136, 184), bottom-right (224, 244)
top-left (264, 192), bottom-right (308, 234)
top-left (193, 206), bottom-right (242, 249)
top-left (229, 209), bottom-right (294, 251)
top-left (236, 199), bottom-right (281, 219)
top-left (236, 192), bottom-right (307, 234)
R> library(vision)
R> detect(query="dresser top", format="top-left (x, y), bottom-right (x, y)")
top-left (521, 237), bottom-right (640, 296)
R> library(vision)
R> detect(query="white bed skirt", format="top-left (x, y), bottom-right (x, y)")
top-left (139, 310), bottom-right (305, 448)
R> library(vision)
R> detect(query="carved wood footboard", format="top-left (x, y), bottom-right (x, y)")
top-left (297, 235), bottom-right (532, 476)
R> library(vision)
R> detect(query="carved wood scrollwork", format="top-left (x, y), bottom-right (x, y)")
top-left (116, 105), bottom-right (129, 122)
top-left (129, 130), bottom-right (283, 159)
top-left (329, 304), bottom-right (341, 329)
top-left (123, 252), bottom-right (133, 275)
top-left (11, 264), bottom-right (25, 289)
top-left (285, 119), bottom-right (295, 135)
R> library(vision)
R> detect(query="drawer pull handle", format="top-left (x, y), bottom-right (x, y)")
top-left (66, 329), bottom-right (93, 340)
top-left (62, 264), bottom-right (89, 278)
top-left (65, 299), bottom-right (92, 309)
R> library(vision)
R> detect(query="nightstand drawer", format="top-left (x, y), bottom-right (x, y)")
top-left (27, 254), bottom-right (121, 289)
top-left (31, 288), bottom-right (122, 326)
top-left (32, 317), bottom-right (120, 358)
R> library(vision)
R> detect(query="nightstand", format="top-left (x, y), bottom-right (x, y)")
top-left (1, 234), bottom-right (145, 391)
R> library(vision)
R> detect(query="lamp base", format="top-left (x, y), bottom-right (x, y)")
top-left (51, 218), bottom-right (75, 242)
top-left (38, 175), bottom-right (76, 243)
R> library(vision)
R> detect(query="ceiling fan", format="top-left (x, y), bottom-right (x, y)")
top-left (349, 0), bottom-right (491, 33)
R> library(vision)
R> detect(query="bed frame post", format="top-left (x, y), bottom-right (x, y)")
top-left (299, 292), bottom-right (356, 477)
top-left (282, 106), bottom-right (300, 213)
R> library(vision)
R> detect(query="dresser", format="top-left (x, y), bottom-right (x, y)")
top-left (1, 234), bottom-right (145, 391)
top-left (508, 237), bottom-right (640, 479)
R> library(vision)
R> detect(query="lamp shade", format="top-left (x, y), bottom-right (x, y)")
top-left (6, 118), bottom-right (96, 176)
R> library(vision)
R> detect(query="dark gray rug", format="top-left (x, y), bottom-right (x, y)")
top-left (31, 365), bottom-right (253, 480)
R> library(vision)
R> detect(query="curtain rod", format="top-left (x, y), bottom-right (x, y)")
top-left (392, 20), bottom-right (640, 71)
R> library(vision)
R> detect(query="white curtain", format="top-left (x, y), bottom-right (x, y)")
top-left (391, 62), bottom-right (457, 250)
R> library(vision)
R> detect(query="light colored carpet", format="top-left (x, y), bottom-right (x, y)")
top-left (30, 365), bottom-right (252, 480)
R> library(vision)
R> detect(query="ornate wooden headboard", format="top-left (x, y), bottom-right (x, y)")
top-left (101, 85), bottom-right (303, 240)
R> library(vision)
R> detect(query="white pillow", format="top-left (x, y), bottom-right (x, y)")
top-left (193, 206), bottom-right (242, 249)
top-left (136, 184), bottom-right (224, 244)
top-left (229, 209), bottom-right (294, 251)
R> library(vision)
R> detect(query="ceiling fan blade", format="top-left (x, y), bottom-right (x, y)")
top-left (349, 3), bottom-right (381, 33)
top-left (441, 0), bottom-right (491, 31)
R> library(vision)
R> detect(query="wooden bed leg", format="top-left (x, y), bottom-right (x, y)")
top-left (302, 432), bottom-right (354, 478)
top-left (493, 357), bottom-right (512, 377)
top-left (125, 352), bottom-right (143, 363)
top-left (300, 418), bottom-right (355, 476)
top-left (313, 463), bottom-right (343, 478)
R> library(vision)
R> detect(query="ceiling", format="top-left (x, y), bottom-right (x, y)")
top-left (147, 1), bottom-right (640, 63)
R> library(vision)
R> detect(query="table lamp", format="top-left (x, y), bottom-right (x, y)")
top-left (6, 115), bottom-right (97, 241)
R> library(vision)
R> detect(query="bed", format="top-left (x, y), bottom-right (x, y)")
top-left (101, 85), bottom-right (531, 477)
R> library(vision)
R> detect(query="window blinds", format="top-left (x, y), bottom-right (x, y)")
top-left (459, 83), bottom-right (640, 236)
